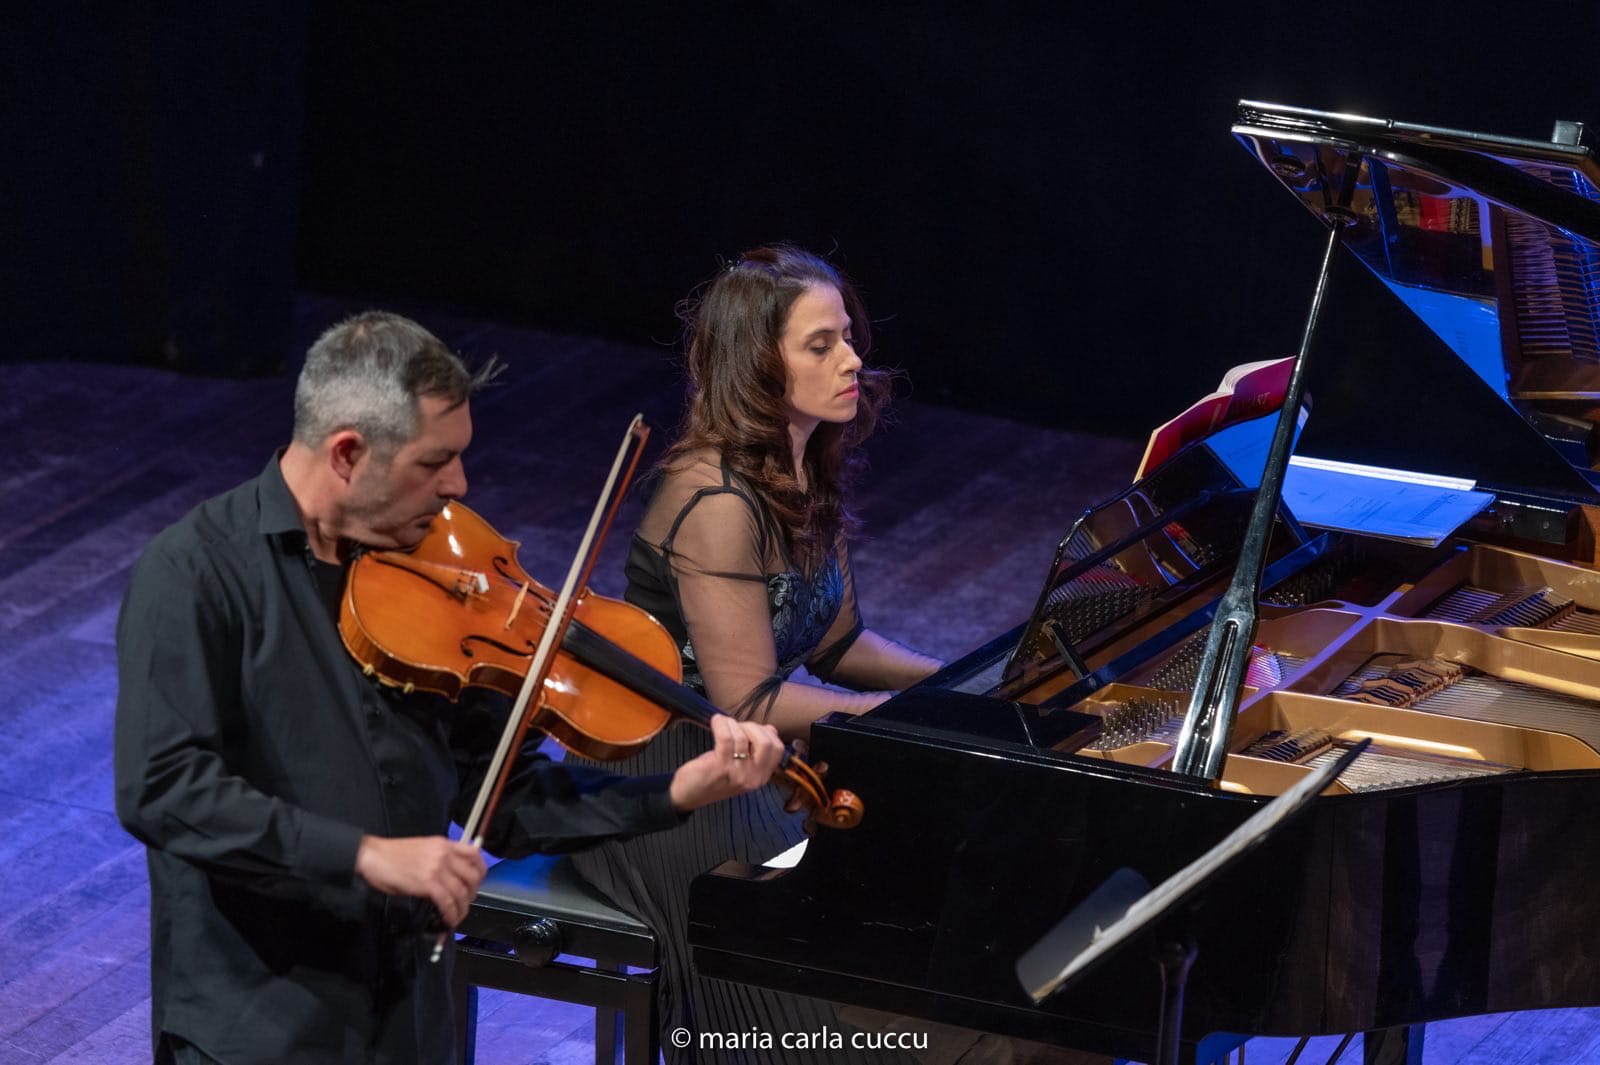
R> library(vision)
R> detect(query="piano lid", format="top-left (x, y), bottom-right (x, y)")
top-left (1233, 100), bottom-right (1600, 500)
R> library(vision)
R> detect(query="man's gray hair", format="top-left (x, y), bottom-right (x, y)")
top-left (292, 311), bottom-right (498, 454)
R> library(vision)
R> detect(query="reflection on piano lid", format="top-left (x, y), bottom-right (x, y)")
top-left (689, 103), bottom-right (1600, 1063)
top-left (1233, 101), bottom-right (1600, 503)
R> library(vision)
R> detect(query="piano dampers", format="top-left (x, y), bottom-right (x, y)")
top-left (1550, 608), bottom-right (1600, 634)
top-left (1424, 583), bottom-right (1578, 628)
top-left (1334, 654), bottom-right (1600, 750)
top-left (1335, 658), bottom-right (1467, 707)
top-left (1302, 746), bottom-right (1510, 792)
top-left (1241, 727), bottom-right (1334, 762)
top-left (1505, 211), bottom-right (1600, 366)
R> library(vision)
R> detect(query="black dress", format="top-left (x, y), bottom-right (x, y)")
top-left (570, 454), bottom-right (918, 1065)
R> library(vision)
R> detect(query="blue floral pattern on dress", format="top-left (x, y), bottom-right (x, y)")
top-left (768, 553), bottom-right (844, 675)
top-left (678, 552), bottom-right (843, 692)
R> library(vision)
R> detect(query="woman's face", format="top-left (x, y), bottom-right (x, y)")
top-left (779, 284), bottom-right (861, 438)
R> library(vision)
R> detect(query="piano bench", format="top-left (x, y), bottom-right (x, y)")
top-left (451, 853), bottom-right (659, 1065)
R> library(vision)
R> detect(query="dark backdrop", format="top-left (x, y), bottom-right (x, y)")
top-left (5, 4), bottom-right (307, 376)
top-left (9, 4), bottom-right (1599, 436)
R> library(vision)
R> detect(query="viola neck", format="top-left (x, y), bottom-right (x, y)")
top-left (560, 620), bottom-right (802, 769)
top-left (560, 620), bottom-right (718, 728)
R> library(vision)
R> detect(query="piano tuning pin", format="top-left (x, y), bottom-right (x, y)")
top-left (1093, 696), bottom-right (1185, 751)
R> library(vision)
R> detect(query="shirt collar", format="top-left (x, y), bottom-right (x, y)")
top-left (257, 448), bottom-right (311, 549)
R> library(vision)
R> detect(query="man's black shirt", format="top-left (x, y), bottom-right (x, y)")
top-left (114, 455), bottom-right (681, 1064)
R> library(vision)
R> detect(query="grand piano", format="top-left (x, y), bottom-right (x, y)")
top-left (687, 102), bottom-right (1600, 1064)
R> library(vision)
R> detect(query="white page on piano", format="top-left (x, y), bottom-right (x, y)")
top-left (1280, 459), bottom-right (1493, 546)
top-left (1204, 414), bottom-right (1494, 547)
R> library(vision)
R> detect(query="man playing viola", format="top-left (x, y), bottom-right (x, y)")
top-left (113, 311), bottom-right (785, 1065)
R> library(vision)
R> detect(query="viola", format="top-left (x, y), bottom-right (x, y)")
top-left (338, 499), bottom-right (864, 828)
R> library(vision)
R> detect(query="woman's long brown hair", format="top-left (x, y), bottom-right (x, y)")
top-left (664, 245), bottom-right (892, 572)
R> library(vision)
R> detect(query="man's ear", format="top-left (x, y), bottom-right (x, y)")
top-left (327, 431), bottom-right (367, 482)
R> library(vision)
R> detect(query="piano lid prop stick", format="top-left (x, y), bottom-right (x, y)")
top-left (1171, 221), bottom-right (1344, 782)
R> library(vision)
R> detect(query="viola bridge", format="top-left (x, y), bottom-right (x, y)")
top-left (505, 581), bottom-right (531, 630)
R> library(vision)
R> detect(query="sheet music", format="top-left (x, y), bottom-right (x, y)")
top-left (1280, 459), bottom-right (1493, 545)
top-left (1204, 416), bottom-right (1493, 547)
